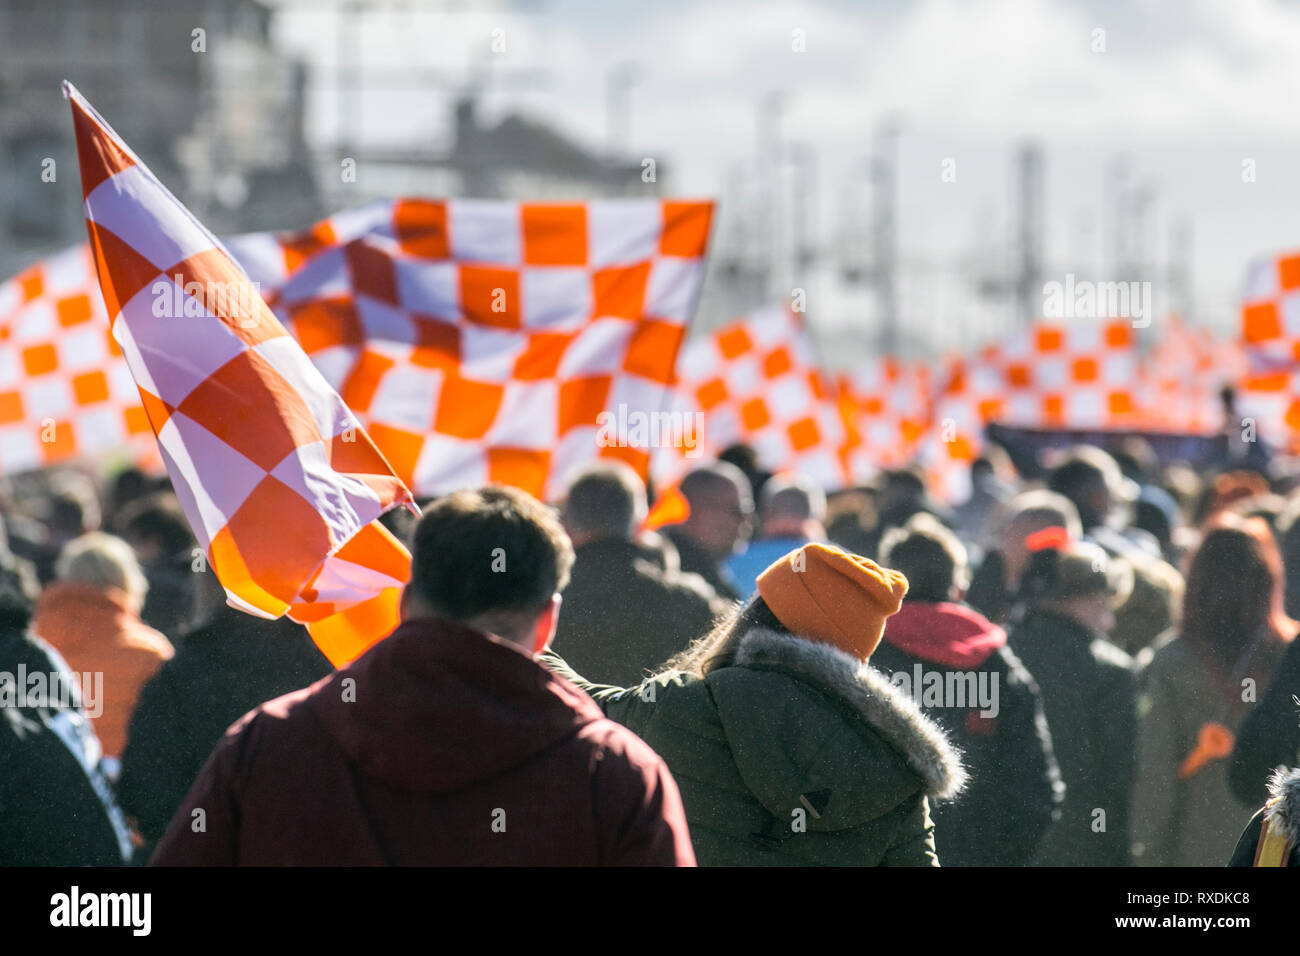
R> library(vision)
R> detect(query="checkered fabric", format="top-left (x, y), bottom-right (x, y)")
top-left (918, 319), bottom-right (1142, 501)
top-left (0, 244), bottom-right (155, 473)
top-left (1239, 251), bottom-right (1300, 449)
top-left (226, 197), bottom-right (715, 502)
top-left (66, 82), bottom-right (414, 666)
top-left (1139, 317), bottom-right (1240, 435)
top-left (669, 305), bottom-right (851, 489)
top-left (838, 357), bottom-right (932, 482)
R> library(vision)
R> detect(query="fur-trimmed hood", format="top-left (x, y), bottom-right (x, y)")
top-left (1265, 767), bottom-right (1300, 848)
top-left (705, 627), bottom-right (967, 823)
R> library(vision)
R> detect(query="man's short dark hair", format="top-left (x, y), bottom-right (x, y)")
top-left (679, 462), bottom-right (752, 510)
top-left (1047, 446), bottom-right (1119, 505)
top-left (409, 485), bottom-right (574, 622)
top-left (879, 514), bottom-right (969, 603)
top-left (561, 462), bottom-right (646, 539)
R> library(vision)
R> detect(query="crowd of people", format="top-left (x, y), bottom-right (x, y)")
top-left (2, 436), bottom-right (1299, 866)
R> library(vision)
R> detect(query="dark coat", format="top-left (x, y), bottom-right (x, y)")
top-left (551, 537), bottom-right (723, 687)
top-left (662, 526), bottom-right (742, 603)
top-left (871, 601), bottom-right (1064, 866)
top-left (1228, 767), bottom-right (1300, 866)
top-left (150, 619), bottom-right (695, 866)
top-left (117, 608), bottom-right (332, 854)
top-left (1229, 634), bottom-right (1300, 807)
top-left (1009, 607), bottom-right (1138, 866)
top-left (0, 625), bottom-right (130, 865)
top-left (547, 624), bottom-right (967, 866)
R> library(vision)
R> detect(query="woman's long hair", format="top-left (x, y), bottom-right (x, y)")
top-left (1180, 513), bottom-right (1297, 689)
top-left (664, 596), bottom-right (788, 677)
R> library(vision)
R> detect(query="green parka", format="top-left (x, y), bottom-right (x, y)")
top-left (546, 625), bottom-right (967, 866)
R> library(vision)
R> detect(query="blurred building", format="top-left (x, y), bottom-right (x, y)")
top-left (0, 0), bottom-right (320, 278)
top-left (325, 93), bottom-right (662, 209)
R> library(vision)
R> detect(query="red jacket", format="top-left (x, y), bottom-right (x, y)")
top-left (150, 618), bottom-right (695, 866)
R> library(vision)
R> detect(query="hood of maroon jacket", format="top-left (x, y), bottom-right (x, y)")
top-left (309, 617), bottom-right (604, 793)
top-left (881, 601), bottom-right (1007, 670)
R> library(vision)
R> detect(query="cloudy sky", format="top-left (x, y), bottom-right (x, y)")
top-left (270, 0), bottom-right (1300, 351)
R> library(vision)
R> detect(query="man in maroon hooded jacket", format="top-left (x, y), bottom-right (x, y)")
top-left (150, 485), bottom-right (696, 866)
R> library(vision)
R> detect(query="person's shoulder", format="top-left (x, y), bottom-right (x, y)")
top-left (663, 568), bottom-right (722, 608)
top-left (8, 629), bottom-right (71, 676)
top-left (632, 555), bottom-right (719, 608)
top-left (215, 675), bottom-right (331, 753)
top-left (576, 714), bottom-right (677, 787)
top-left (990, 642), bottom-right (1041, 695)
top-left (1136, 629), bottom-right (1190, 675)
top-left (1090, 637), bottom-right (1138, 690)
top-left (120, 621), bottom-right (176, 662)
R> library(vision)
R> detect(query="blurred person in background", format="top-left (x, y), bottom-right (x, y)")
top-left (547, 543), bottom-right (967, 865)
top-left (0, 545), bottom-right (132, 865)
top-left (1217, 385), bottom-right (1271, 474)
top-left (551, 462), bottom-right (723, 688)
top-left (661, 462), bottom-right (753, 602)
top-left (718, 443), bottom-right (769, 504)
top-left (725, 474), bottom-right (827, 596)
top-left (1111, 437), bottom-right (1161, 489)
top-left (1132, 514), bottom-right (1296, 866)
top-left (1047, 447), bottom-right (1182, 657)
top-left (965, 489), bottom-right (1082, 624)
top-left (1199, 470), bottom-right (1271, 524)
top-left (11, 472), bottom-right (102, 584)
top-left (862, 467), bottom-right (957, 558)
top-left (104, 467), bottom-right (155, 530)
top-left (1109, 555), bottom-right (1185, 659)
top-left (871, 514), bottom-right (1063, 866)
top-left (1008, 539), bottom-right (1138, 866)
top-left (31, 532), bottom-right (173, 769)
top-left (952, 447), bottom-right (1017, 551)
top-left (825, 489), bottom-right (879, 558)
top-left (118, 561), bottom-right (332, 860)
top-left (1047, 446), bottom-right (1157, 559)
top-left (118, 493), bottom-right (198, 643)
top-left (1229, 493), bottom-right (1289, 543)
top-left (1134, 484), bottom-right (1182, 566)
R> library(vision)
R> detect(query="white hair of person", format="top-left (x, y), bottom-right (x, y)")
top-left (55, 532), bottom-right (150, 615)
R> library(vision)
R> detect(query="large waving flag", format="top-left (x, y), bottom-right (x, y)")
top-left (65, 82), bottom-right (414, 666)
top-left (226, 197), bottom-right (714, 500)
top-left (1, 194), bottom-right (714, 498)
top-left (669, 305), bottom-right (851, 489)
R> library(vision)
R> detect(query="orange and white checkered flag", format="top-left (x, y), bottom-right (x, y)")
top-left (65, 82), bottom-right (414, 666)
top-left (918, 319), bottom-right (1142, 502)
top-left (1239, 251), bottom-right (1300, 448)
top-left (669, 305), bottom-right (851, 489)
top-left (225, 197), bottom-right (715, 501)
top-left (0, 244), bottom-right (157, 472)
top-left (838, 357), bottom-right (932, 482)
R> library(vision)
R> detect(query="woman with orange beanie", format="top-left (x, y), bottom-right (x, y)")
top-left (547, 542), bottom-right (967, 865)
